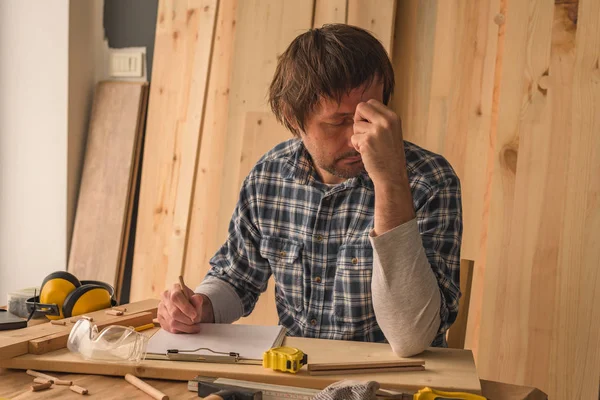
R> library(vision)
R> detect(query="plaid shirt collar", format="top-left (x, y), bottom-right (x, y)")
top-left (282, 139), bottom-right (375, 192)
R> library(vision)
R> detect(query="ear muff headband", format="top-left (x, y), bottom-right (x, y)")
top-left (39, 271), bottom-right (81, 320)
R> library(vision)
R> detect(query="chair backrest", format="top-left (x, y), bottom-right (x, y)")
top-left (446, 259), bottom-right (475, 349)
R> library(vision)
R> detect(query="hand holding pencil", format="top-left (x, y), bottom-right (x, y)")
top-left (156, 275), bottom-right (215, 334)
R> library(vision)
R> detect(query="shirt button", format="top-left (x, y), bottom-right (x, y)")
top-left (310, 319), bottom-right (317, 326)
top-left (314, 276), bottom-right (322, 283)
top-left (351, 257), bottom-right (359, 265)
top-left (316, 235), bottom-right (323, 242)
top-left (280, 251), bottom-right (287, 257)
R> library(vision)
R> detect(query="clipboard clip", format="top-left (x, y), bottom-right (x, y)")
top-left (166, 347), bottom-right (241, 363)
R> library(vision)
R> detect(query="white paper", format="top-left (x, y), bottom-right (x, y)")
top-left (146, 323), bottom-right (285, 360)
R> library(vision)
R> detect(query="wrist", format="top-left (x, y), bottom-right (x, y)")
top-left (200, 294), bottom-right (215, 323)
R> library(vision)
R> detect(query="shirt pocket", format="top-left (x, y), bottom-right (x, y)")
top-left (333, 244), bottom-right (375, 324)
top-left (259, 236), bottom-right (304, 313)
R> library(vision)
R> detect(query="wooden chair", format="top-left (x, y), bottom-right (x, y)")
top-left (446, 259), bottom-right (475, 349)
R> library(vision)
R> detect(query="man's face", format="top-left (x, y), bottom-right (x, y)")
top-left (300, 80), bottom-right (384, 184)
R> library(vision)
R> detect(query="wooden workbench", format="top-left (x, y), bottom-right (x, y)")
top-left (0, 368), bottom-right (548, 400)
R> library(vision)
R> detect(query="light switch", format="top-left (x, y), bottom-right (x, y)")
top-left (109, 51), bottom-right (143, 77)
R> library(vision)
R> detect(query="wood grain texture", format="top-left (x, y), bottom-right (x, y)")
top-left (215, 0), bottom-right (314, 252)
top-left (391, 0), bottom-right (501, 356)
top-left (0, 336), bottom-right (482, 394)
top-left (313, 0), bottom-right (347, 27)
top-left (68, 82), bottom-right (148, 295)
top-left (183, 0), bottom-right (238, 290)
top-left (0, 299), bottom-right (158, 360)
top-left (130, 0), bottom-right (218, 301)
top-left (234, 113), bottom-right (292, 326)
top-left (477, 1), bottom-right (600, 399)
top-left (347, 0), bottom-right (397, 55)
top-left (0, 369), bottom-right (199, 400)
top-left (447, 259), bottom-right (475, 349)
top-left (28, 312), bottom-right (153, 355)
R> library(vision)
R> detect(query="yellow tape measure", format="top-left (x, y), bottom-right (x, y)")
top-left (414, 387), bottom-right (487, 400)
top-left (263, 346), bottom-right (308, 373)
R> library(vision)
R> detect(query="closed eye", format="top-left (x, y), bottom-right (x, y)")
top-left (327, 119), bottom-right (353, 127)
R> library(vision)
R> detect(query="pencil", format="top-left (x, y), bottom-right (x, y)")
top-left (178, 275), bottom-right (190, 301)
top-left (134, 323), bottom-right (155, 332)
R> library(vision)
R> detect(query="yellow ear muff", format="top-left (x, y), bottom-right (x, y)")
top-left (39, 271), bottom-right (81, 320)
top-left (62, 285), bottom-right (112, 318)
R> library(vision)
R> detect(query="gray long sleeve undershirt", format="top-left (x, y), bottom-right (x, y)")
top-left (195, 217), bottom-right (441, 357)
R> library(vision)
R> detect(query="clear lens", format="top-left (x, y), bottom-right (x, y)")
top-left (67, 319), bottom-right (148, 363)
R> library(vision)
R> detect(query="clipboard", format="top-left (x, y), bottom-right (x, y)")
top-left (145, 323), bottom-right (287, 365)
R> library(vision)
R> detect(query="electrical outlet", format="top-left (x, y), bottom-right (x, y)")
top-left (109, 51), bottom-right (143, 77)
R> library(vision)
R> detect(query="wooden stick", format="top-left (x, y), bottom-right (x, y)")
top-left (308, 365), bottom-right (425, 376)
top-left (178, 275), bottom-right (190, 301)
top-left (308, 359), bottom-right (425, 371)
top-left (31, 381), bottom-right (53, 391)
top-left (113, 307), bottom-right (127, 312)
top-left (105, 309), bottom-right (124, 316)
top-left (50, 320), bottom-right (66, 326)
top-left (81, 315), bottom-right (93, 322)
top-left (125, 374), bottom-right (169, 400)
top-left (33, 377), bottom-right (54, 384)
top-left (70, 385), bottom-right (89, 395)
top-left (55, 379), bottom-right (73, 386)
top-left (26, 369), bottom-right (57, 381)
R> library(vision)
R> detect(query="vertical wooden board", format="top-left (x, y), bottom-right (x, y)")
top-left (347, 0), bottom-right (397, 55)
top-left (216, 0), bottom-right (314, 252)
top-left (130, 0), bottom-right (217, 301)
top-left (478, 0), bottom-right (600, 398)
top-left (313, 0), bottom-right (347, 27)
top-left (465, 0), bottom-right (506, 356)
top-left (235, 112), bottom-right (292, 326)
top-left (183, 0), bottom-right (238, 290)
top-left (68, 82), bottom-right (148, 290)
top-left (391, 0), bottom-right (501, 357)
top-left (551, 1), bottom-right (600, 398)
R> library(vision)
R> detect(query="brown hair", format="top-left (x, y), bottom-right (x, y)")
top-left (269, 24), bottom-right (395, 136)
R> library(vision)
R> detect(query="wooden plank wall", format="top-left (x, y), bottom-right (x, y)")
top-left (130, 0), bottom-right (218, 301)
top-left (394, 0), bottom-right (599, 398)
top-left (131, 1), bottom-right (599, 396)
top-left (477, 0), bottom-right (600, 398)
top-left (391, 0), bottom-right (500, 357)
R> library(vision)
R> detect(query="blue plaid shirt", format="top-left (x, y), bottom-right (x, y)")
top-left (206, 139), bottom-right (462, 347)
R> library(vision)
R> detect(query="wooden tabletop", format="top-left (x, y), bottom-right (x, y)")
top-left (0, 368), bottom-right (195, 400)
top-left (0, 368), bottom-right (548, 400)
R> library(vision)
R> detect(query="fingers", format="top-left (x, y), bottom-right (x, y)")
top-left (170, 283), bottom-right (198, 320)
top-left (189, 294), bottom-right (205, 323)
top-left (157, 285), bottom-right (202, 334)
top-left (353, 102), bottom-right (388, 127)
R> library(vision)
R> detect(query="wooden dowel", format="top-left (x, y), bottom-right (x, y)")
top-left (33, 377), bottom-right (53, 384)
top-left (31, 381), bottom-right (52, 391)
top-left (50, 320), bottom-right (66, 326)
top-left (70, 385), bottom-right (89, 395)
top-left (125, 374), bottom-right (169, 400)
top-left (105, 309), bottom-right (124, 316)
top-left (55, 379), bottom-right (73, 386)
top-left (81, 315), bottom-right (93, 322)
top-left (26, 369), bottom-right (57, 381)
top-left (113, 307), bottom-right (127, 312)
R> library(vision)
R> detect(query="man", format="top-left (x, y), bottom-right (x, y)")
top-left (157, 24), bottom-right (462, 357)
